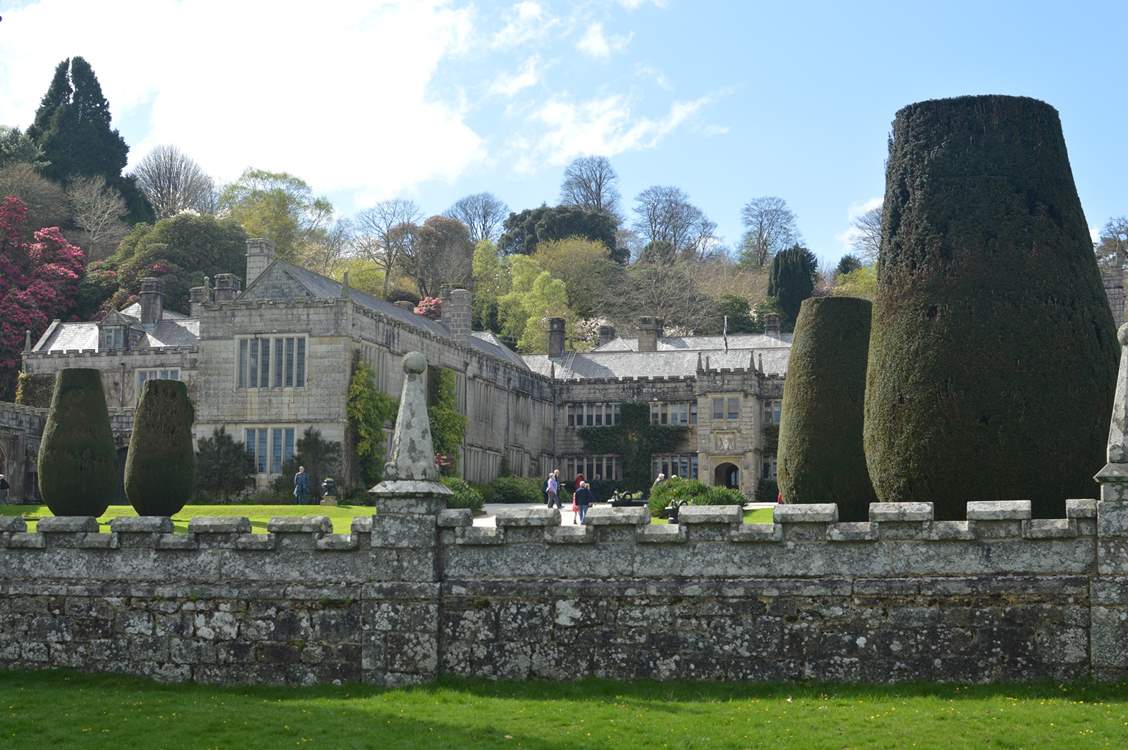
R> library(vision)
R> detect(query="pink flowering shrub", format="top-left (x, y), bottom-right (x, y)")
top-left (414, 296), bottom-right (442, 320)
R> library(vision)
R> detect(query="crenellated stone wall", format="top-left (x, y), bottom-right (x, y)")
top-left (3, 499), bottom-right (1127, 685)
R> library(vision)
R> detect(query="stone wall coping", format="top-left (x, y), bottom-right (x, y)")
top-left (966, 500), bottom-right (1032, 520)
top-left (37, 516), bottom-right (99, 533)
top-left (494, 507), bottom-right (561, 527)
top-left (870, 502), bottom-right (933, 522)
top-left (677, 506), bottom-right (742, 524)
top-left (1066, 498), bottom-right (1098, 518)
top-left (828, 522), bottom-right (879, 541)
top-left (351, 516), bottom-right (374, 534)
top-left (584, 506), bottom-right (650, 526)
top-left (266, 516), bottom-right (332, 534)
top-left (188, 517), bottom-right (251, 534)
top-left (0, 516), bottom-right (28, 533)
top-left (638, 525), bottom-right (687, 543)
top-left (110, 517), bottom-right (173, 534)
top-left (774, 504), bottom-right (838, 523)
top-left (438, 509), bottom-right (473, 528)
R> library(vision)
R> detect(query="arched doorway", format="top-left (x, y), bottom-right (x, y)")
top-left (713, 462), bottom-right (739, 489)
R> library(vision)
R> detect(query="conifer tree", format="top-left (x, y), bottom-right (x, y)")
top-left (767, 244), bottom-right (817, 327)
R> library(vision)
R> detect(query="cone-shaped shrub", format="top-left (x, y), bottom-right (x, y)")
top-left (37, 368), bottom-right (118, 516)
top-left (777, 297), bottom-right (877, 521)
top-left (125, 379), bottom-right (196, 516)
top-left (864, 95), bottom-right (1118, 520)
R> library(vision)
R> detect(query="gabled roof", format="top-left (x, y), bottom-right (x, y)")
top-left (593, 332), bottom-right (793, 352)
top-left (120, 302), bottom-right (187, 320)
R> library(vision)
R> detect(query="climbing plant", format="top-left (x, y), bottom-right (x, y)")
top-left (347, 360), bottom-right (399, 485)
top-left (579, 402), bottom-right (687, 494)
top-left (428, 367), bottom-right (466, 475)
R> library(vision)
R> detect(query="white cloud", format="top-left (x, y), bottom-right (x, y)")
top-left (635, 64), bottom-right (672, 90)
top-left (489, 56), bottom-right (542, 97)
top-left (0, 0), bottom-right (485, 204)
top-left (836, 196), bottom-right (883, 249)
top-left (576, 22), bottom-right (633, 59)
top-left (520, 93), bottom-right (714, 169)
top-left (492, 1), bottom-right (555, 48)
top-left (619, 0), bottom-right (667, 9)
top-left (700, 124), bottom-right (730, 137)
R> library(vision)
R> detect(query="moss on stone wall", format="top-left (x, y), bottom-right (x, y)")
top-left (125, 380), bottom-right (195, 515)
top-left (14, 372), bottom-right (55, 408)
top-left (777, 297), bottom-right (876, 521)
top-left (864, 95), bottom-right (1118, 519)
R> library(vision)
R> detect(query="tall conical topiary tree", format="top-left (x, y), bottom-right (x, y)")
top-left (777, 297), bottom-right (877, 521)
top-left (767, 244), bottom-right (817, 327)
top-left (37, 368), bottom-right (118, 516)
top-left (125, 380), bottom-right (195, 516)
top-left (864, 95), bottom-right (1119, 520)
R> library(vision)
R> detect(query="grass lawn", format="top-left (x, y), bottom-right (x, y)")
top-left (0, 504), bottom-right (375, 534)
top-left (1, 670), bottom-right (1126, 749)
top-left (651, 507), bottom-right (773, 525)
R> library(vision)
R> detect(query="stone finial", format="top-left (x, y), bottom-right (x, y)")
top-left (1095, 323), bottom-right (1128, 499)
top-left (341, 271), bottom-right (350, 299)
top-left (24, 329), bottom-right (31, 353)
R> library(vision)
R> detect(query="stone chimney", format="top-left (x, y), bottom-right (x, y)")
top-left (548, 317), bottom-right (566, 357)
top-left (246, 238), bottom-right (276, 287)
top-left (213, 273), bottom-right (241, 302)
top-left (442, 288), bottom-right (472, 341)
top-left (139, 277), bottom-right (163, 326)
top-left (597, 325), bottom-right (617, 348)
top-left (189, 277), bottom-right (210, 318)
top-left (638, 316), bottom-right (663, 352)
top-left (764, 314), bottom-right (781, 337)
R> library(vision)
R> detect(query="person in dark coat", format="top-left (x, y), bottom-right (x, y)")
top-left (574, 481), bottom-right (595, 524)
top-left (293, 466), bottom-right (310, 505)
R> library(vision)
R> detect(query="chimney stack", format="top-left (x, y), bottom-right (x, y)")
top-left (548, 317), bottom-right (566, 357)
top-left (139, 277), bottom-right (163, 326)
top-left (597, 325), bottom-right (617, 348)
top-left (189, 277), bottom-right (210, 318)
top-left (638, 317), bottom-right (663, 352)
top-left (246, 238), bottom-right (276, 287)
top-left (442, 288), bottom-right (472, 341)
top-left (213, 273), bottom-right (241, 302)
top-left (764, 314), bottom-right (781, 337)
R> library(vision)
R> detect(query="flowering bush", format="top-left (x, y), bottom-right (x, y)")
top-left (414, 296), bottom-right (442, 320)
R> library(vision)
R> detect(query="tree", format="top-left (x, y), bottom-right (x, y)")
top-left (27, 58), bottom-right (153, 224)
top-left (445, 192), bottom-right (508, 244)
top-left (0, 196), bottom-right (85, 399)
top-left (0, 162), bottom-right (70, 233)
top-left (606, 260), bottom-right (717, 334)
top-left (847, 206), bottom-right (882, 263)
top-left (354, 198), bottom-right (422, 298)
top-left (832, 265), bottom-right (876, 300)
top-left (497, 255), bottom-right (574, 352)
top-left (125, 380), bottom-right (195, 516)
top-left (738, 196), bottom-right (799, 268)
top-left (532, 237), bottom-right (622, 319)
top-left (632, 186), bottom-right (716, 261)
top-left (498, 204), bottom-right (623, 262)
top-left (396, 216), bottom-right (473, 298)
top-left (37, 368), bottom-right (118, 516)
top-left (471, 240), bottom-right (510, 332)
top-left (217, 168), bottom-right (333, 262)
top-left (776, 297), bottom-right (876, 521)
top-left (864, 95), bottom-right (1118, 520)
top-left (767, 244), bottom-right (817, 326)
top-left (195, 427), bottom-right (255, 501)
top-left (273, 428), bottom-right (342, 498)
top-left (560, 155), bottom-right (620, 215)
top-left (835, 254), bottom-right (862, 277)
top-left (132, 145), bottom-right (217, 218)
top-left (714, 294), bottom-right (757, 334)
top-left (348, 360), bottom-right (399, 485)
top-left (1096, 216), bottom-right (1128, 267)
top-left (0, 126), bottom-right (47, 169)
top-left (65, 175), bottom-right (128, 260)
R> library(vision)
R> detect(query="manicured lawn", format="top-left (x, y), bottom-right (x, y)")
top-left (651, 507), bottom-right (773, 525)
top-left (1, 670), bottom-right (1126, 749)
top-left (0, 504), bottom-right (375, 534)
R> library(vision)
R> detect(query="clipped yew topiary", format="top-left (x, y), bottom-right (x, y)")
top-left (864, 95), bottom-right (1119, 520)
top-left (777, 297), bottom-right (877, 521)
top-left (125, 379), bottom-right (196, 515)
top-left (37, 368), bottom-right (118, 516)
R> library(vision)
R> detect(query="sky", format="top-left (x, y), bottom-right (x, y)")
top-left (0, 0), bottom-right (1125, 268)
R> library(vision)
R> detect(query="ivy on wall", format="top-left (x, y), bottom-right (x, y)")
top-left (14, 371), bottom-right (56, 408)
top-left (579, 402), bottom-right (687, 493)
top-left (347, 360), bottom-right (399, 485)
top-left (428, 367), bottom-right (466, 475)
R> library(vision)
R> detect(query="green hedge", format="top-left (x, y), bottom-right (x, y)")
top-left (479, 475), bottom-right (544, 504)
top-left (125, 380), bottom-right (195, 516)
top-left (442, 477), bottom-right (484, 512)
top-left (864, 95), bottom-right (1118, 519)
top-left (647, 477), bottom-right (744, 518)
top-left (37, 368), bottom-right (118, 516)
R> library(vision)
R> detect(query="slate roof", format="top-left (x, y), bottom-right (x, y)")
top-left (120, 302), bottom-right (187, 320)
top-left (32, 317), bottom-right (200, 353)
top-left (593, 332), bottom-right (792, 352)
top-left (522, 347), bottom-right (789, 381)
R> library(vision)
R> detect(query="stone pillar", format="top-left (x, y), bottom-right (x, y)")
top-left (1093, 323), bottom-right (1128, 679)
top-left (246, 238), bottom-right (276, 287)
top-left (764, 314), bottom-right (781, 337)
top-left (189, 278), bottom-right (210, 319)
top-left (367, 351), bottom-right (451, 685)
top-left (597, 325), bottom-right (616, 348)
top-left (442, 288), bottom-right (472, 341)
top-left (213, 273), bottom-right (241, 302)
top-left (547, 317), bottom-right (565, 357)
top-left (139, 277), bottom-right (163, 326)
top-left (638, 317), bottom-right (662, 352)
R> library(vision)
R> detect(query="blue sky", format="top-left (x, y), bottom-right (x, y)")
top-left (1, 0), bottom-right (1125, 267)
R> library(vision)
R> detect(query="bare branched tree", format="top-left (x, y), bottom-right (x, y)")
top-left (850, 206), bottom-right (883, 263)
top-left (66, 175), bottom-right (128, 259)
top-left (302, 217), bottom-right (354, 276)
top-left (0, 162), bottom-right (71, 231)
top-left (632, 186), bottom-right (716, 262)
top-left (444, 192), bottom-right (509, 244)
top-left (396, 216), bottom-right (473, 298)
top-left (133, 145), bottom-right (216, 218)
top-left (354, 198), bottom-right (422, 298)
top-left (1097, 216), bottom-right (1128, 267)
top-left (605, 259), bottom-right (717, 333)
top-left (560, 156), bottom-right (620, 216)
top-left (739, 196), bottom-right (800, 268)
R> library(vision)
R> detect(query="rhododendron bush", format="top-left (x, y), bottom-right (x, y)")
top-left (0, 196), bottom-right (85, 399)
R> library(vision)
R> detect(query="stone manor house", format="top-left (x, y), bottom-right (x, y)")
top-left (5, 241), bottom-right (1125, 502)
top-left (4, 239), bottom-right (794, 500)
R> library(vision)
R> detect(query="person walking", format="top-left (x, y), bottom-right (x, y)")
top-left (546, 470), bottom-right (561, 509)
top-left (574, 480), bottom-right (594, 524)
top-left (0, 474), bottom-right (9, 503)
top-left (293, 465), bottom-right (310, 505)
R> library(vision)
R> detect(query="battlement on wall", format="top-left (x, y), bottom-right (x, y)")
top-left (25, 346), bottom-right (197, 360)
